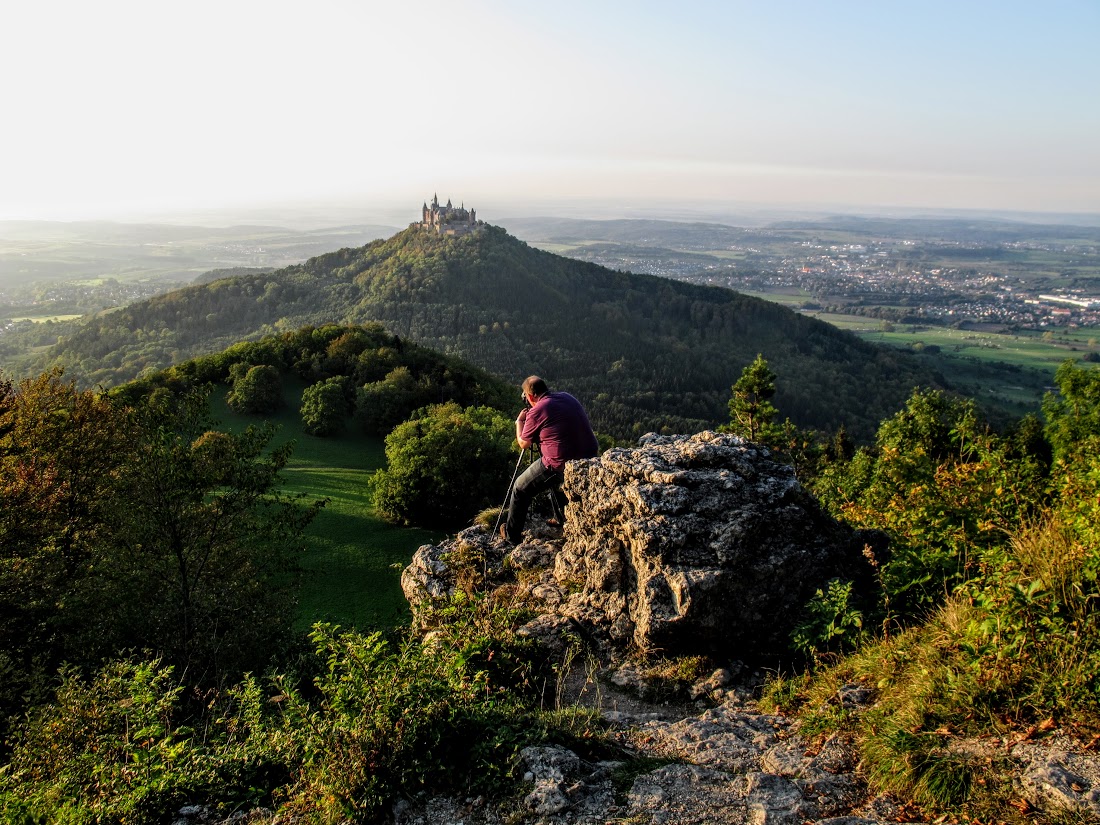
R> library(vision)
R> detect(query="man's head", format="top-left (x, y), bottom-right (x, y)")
top-left (522, 375), bottom-right (548, 404)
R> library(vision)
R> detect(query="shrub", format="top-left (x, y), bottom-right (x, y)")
top-left (371, 402), bottom-right (514, 528)
top-left (355, 366), bottom-right (430, 435)
top-left (811, 389), bottom-right (1048, 622)
top-left (791, 578), bottom-right (866, 661)
top-left (227, 616), bottom-right (556, 821)
top-left (0, 660), bottom-right (208, 823)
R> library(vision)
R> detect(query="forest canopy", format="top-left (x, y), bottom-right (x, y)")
top-left (26, 225), bottom-right (947, 442)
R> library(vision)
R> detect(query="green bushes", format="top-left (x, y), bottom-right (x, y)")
top-left (811, 389), bottom-right (1048, 623)
top-left (0, 659), bottom-right (229, 824)
top-left (371, 402), bottom-right (515, 528)
top-left (300, 376), bottom-right (351, 436)
top-left (226, 363), bottom-right (283, 414)
top-left (244, 621), bottom-right (546, 821)
top-left (0, 604), bottom-right (578, 824)
top-left (769, 363), bottom-right (1100, 822)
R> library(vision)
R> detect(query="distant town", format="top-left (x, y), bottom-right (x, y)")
top-left (550, 231), bottom-right (1100, 330)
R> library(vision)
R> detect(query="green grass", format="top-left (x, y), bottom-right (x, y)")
top-left (857, 327), bottom-right (1093, 373)
top-left (208, 379), bottom-right (442, 631)
top-left (739, 288), bottom-right (814, 307)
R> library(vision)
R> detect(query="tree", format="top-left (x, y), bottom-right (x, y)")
top-left (0, 374), bottom-right (321, 724)
top-left (1043, 359), bottom-right (1100, 463)
top-left (356, 366), bottom-right (430, 435)
top-left (723, 353), bottom-right (778, 442)
top-left (301, 377), bottom-right (351, 436)
top-left (812, 389), bottom-right (1048, 620)
top-left (91, 391), bottom-right (321, 681)
top-left (226, 364), bottom-right (283, 414)
top-left (0, 371), bottom-right (134, 724)
top-left (371, 403), bottom-right (513, 527)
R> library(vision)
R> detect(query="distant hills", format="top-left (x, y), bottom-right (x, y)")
top-left (35, 224), bottom-right (948, 441)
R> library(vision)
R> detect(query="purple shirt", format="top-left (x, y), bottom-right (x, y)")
top-left (520, 391), bottom-right (599, 471)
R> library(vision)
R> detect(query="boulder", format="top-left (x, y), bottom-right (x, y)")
top-left (554, 431), bottom-right (875, 657)
top-left (401, 431), bottom-right (876, 659)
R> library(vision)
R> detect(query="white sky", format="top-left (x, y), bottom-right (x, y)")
top-left (1, 0), bottom-right (1098, 221)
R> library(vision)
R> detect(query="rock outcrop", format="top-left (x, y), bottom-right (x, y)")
top-left (555, 431), bottom-right (876, 656)
top-left (403, 431), bottom-right (877, 659)
top-left (395, 431), bottom-right (1100, 825)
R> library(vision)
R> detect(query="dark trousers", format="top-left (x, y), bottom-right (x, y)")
top-left (505, 457), bottom-right (564, 543)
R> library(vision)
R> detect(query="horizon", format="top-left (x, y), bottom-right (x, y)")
top-left (3, 1), bottom-right (1098, 222)
top-left (3, 197), bottom-right (1100, 234)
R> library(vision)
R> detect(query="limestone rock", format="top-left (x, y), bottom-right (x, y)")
top-left (626, 763), bottom-right (750, 824)
top-left (556, 431), bottom-right (874, 656)
top-left (401, 541), bottom-right (454, 607)
top-left (403, 431), bottom-right (874, 660)
top-left (1014, 744), bottom-right (1100, 818)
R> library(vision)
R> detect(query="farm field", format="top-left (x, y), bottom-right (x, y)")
top-left (8, 313), bottom-right (84, 323)
top-left (733, 290), bottom-right (1097, 417)
top-left (208, 380), bottom-right (442, 631)
top-left (805, 312), bottom-right (1098, 417)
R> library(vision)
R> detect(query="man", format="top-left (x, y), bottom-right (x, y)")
top-left (501, 375), bottom-right (599, 544)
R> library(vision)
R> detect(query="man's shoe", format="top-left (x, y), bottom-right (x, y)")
top-left (498, 523), bottom-right (512, 544)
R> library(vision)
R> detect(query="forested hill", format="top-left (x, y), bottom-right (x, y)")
top-left (39, 224), bottom-right (946, 441)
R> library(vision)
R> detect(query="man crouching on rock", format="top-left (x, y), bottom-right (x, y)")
top-left (501, 375), bottom-right (599, 545)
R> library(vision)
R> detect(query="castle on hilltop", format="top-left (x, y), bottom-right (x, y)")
top-left (417, 194), bottom-right (480, 236)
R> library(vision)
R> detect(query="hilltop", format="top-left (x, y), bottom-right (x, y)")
top-left (36, 223), bottom-right (947, 441)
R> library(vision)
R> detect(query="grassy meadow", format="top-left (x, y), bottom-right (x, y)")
top-left (208, 379), bottom-right (443, 631)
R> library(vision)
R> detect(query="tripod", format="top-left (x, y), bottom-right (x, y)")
top-left (492, 447), bottom-right (529, 539)
top-left (491, 444), bottom-right (565, 541)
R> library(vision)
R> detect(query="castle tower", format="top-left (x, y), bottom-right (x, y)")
top-left (417, 194), bottom-right (480, 236)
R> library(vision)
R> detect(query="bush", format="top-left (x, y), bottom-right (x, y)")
top-left (0, 604), bottom-right (578, 825)
top-left (0, 660), bottom-right (214, 823)
top-left (355, 366), bottom-right (431, 435)
top-left (791, 578), bottom-right (866, 661)
top-left (371, 402), bottom-right (514, 528)
top-left (811, 389), bottom-right (1048, 622)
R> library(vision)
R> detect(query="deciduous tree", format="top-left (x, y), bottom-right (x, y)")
top-left (226, 364), bottom-right (283, 414)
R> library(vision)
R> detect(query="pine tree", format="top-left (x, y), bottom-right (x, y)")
top-left (725, 354), bottom-right (777, 442)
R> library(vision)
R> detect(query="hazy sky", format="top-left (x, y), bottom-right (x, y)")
top-left (2, 0), bottom-right (1098, 221)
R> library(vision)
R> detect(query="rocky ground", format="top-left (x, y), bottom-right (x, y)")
top-left (390, 668), bottom-right (1100, 825)
top-left (168, 674), bottom-right (1100, 825)
top-left (395, 522), bottom-right (1100, 825)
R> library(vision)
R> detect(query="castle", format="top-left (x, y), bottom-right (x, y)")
top-left (417, 194), bottom-right (480, 236)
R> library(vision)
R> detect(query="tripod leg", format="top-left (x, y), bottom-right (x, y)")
top-left (546, 481), bottom-right (565, 526)
top-left (492, 448), bottom-right (527, 537)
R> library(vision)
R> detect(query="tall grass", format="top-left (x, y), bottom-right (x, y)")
top-left (763, 512), bottom-right (1100, 821)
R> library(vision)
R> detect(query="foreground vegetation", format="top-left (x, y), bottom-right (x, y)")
top-left (755, 359), bottom-right (1100, 822)
top-left (3, 321), bottom-right (1100, 822)
top-left (0, 326), bottom-right (587, 822)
